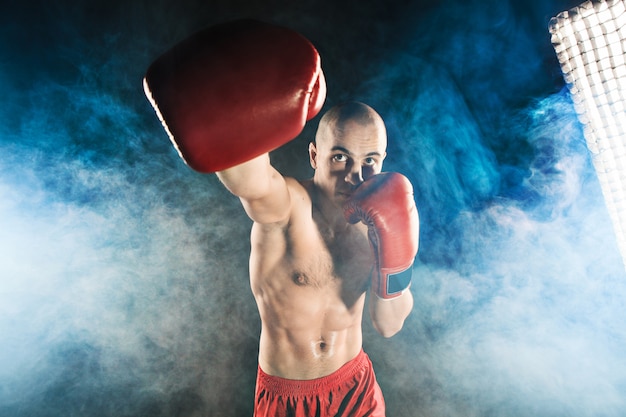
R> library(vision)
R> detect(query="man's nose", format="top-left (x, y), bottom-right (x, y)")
top-left (344, 163), bottom-right (364, 185)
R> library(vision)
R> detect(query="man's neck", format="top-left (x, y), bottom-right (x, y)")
top-left (308, 182), bottom-right (349, 231)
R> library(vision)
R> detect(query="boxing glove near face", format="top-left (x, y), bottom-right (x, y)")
top-left (343, 172), bottom-right (420, 299)
top-left (144, 19), bottom-right (326, 173)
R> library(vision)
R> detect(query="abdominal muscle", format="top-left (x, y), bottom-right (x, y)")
top-left (254, 283), bottom-right (367, 380)
top-left (249, 219), bottom-right (371, 380)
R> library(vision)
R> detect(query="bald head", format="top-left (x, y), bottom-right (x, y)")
top-left (315, 102), bottom-right (387, 146)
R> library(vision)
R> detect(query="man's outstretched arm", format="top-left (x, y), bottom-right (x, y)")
top-left (143, 20), bottom-right (325, 224)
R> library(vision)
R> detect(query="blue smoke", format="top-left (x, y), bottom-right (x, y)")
top-left (2, 0), bottom-right (625, 416)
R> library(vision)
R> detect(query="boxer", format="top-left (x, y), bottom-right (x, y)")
top-left (144, 19), bottom-right (419, 417)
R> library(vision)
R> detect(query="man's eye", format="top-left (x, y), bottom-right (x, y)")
top-left (333, 154), bottom-right (347, 162)
top-left (364, 158), bottom-right (377, 166)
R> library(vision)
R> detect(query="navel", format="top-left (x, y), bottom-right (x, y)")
top-left (311, 334), bottom-right (336, 358)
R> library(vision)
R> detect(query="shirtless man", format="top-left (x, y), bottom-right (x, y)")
top-left (144, 20), bottom-right (419, 416)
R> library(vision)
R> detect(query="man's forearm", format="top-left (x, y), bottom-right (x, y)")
top-left (216, 153), bottom-right (273, 199)
top-left (369, 289), bottom-right (413, 338)
top-left (217, 153), bottom-right (291, 224)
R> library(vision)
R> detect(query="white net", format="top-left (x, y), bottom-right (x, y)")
top-left (549, 0), bottom-right (626, 268)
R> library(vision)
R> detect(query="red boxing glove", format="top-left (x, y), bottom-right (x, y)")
top-left (143, 19), bottom-right (326, 173)
top-left (343, 173), bottom-right (419, 299)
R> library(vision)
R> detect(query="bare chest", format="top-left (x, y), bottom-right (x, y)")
top-left (249, 216), bottom-right (373, 299)
top-left (287, 209), bottom-right (375, 299)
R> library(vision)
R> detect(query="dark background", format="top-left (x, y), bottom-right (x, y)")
top-left (2, 0), bottom-right (626, 416)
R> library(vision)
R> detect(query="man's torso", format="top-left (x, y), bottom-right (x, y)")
top-left (249, 178), bottom-right (374, 379)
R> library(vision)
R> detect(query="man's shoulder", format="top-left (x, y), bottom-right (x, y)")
top-left (287, 177), bottom-right (313, 189)
top-left (281, 178), bottom-right (319, 230)
top-left (284, 177), bottom-right (314, 202)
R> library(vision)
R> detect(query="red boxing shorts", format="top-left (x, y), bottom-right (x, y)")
top-left (254, 349), bottom-right (386, 417)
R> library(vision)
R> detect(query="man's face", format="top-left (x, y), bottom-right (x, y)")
top-left (310, 120), bottom-right (387, 206)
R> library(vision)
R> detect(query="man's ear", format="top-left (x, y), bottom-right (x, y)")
top-left (309, 142), bottom-right (318, 169)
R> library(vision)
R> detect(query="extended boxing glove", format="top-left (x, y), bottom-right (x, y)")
top-left (143, 19), bottom-right (326, 173)
top-left (343, 173), bottom-right (419, 299)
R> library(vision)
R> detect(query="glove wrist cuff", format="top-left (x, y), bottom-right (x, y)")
top-left (373, 264), bottom-right (413, 299)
